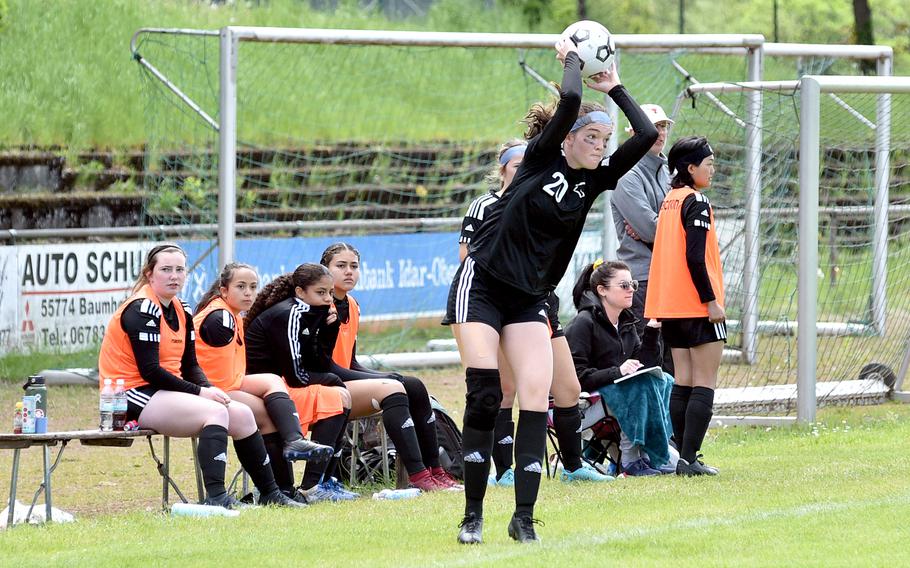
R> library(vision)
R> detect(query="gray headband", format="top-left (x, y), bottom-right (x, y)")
top-left (570, 111), bottom-right (613, 133)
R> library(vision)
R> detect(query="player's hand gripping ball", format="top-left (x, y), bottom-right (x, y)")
top-left (560, 20), bottom-right (616, 79)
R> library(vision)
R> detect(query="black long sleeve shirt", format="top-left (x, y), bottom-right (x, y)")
top-left (245, 297), bottom-right (344, 388)
top-left (681, 192), bottom-right (717, 303)
top-left (120, 298), bottom-right (211, 394)
top-left (469, 52), bottom-right (658, 296)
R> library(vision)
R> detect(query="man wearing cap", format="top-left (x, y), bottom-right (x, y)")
top-left (611, 103), bottom-right (674, 373)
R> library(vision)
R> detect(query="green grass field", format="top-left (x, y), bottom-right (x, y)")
top-left (0, 378), bottom-right (908, 566)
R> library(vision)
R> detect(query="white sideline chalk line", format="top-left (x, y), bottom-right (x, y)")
top-left (432, 492), bottom-right (910, 567)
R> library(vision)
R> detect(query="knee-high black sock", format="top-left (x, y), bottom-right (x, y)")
top-left (234, 430), bottom-right (279, 496)
top-left (462, 367), bottom-right (501, 518)
top-left (264, 392), bottom-right (305, 443)
top-left (513, 410), bottom-right (548, 518)
top-left (321, 407), bottom-right (352, 482)
top-left (197, 424), bottom-right (229, 499)
top-left (380, 392), bottom-right (425, 476)
top-left (262, 432), bottom-right (293, 493)
top-left (670, 385), bottom-right (693, 447)
top-left (462, 424), bottom-right (494, 517)
top-left (300, 409), bottom-right (349, 489)
top-left (492, 407), bottom-right (515, 479)
top-left (553, 405), bottom-right (583, 472)
top-left (680, 386), bottom-right (715, 463)
top-left (399, 375), bottom-right (440, 469)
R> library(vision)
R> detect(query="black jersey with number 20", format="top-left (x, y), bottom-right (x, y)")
top-left (470, 52), bottom-right (657, 297)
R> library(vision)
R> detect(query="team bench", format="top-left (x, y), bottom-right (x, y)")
top-left (0, 429), bottom-right (203, 527)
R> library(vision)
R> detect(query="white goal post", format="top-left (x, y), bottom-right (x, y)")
top-left (688, 75), bottom-right (910, 422)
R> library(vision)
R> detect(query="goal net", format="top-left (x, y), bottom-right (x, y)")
top-left (134, 28), bottom-right (907, 415)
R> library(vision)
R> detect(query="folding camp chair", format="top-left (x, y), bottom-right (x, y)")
top-left (546, 392), bottom-right (622, 477)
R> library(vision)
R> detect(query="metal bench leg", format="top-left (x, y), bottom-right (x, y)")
top-left (43, 445), bottom-right (52, 522)
top-left (191, 437), bottom-right (204, 502)
top-left (350, 420), bottom-right (360, 486)
top-left (24, 441), bottom-right (68, 525)
top-left (7, 448), bottom-right (20, 528)
top-left (379, 420), bottom-right (389, 484)
top-left (163, 436), bottom-right (170, 508)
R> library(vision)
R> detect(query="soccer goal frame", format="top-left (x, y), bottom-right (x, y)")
top-left (687, 75), bottom-right (910, 422)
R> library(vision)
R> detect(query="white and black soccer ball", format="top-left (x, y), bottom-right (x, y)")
top-left (560, 20), bottom-right (615, 79)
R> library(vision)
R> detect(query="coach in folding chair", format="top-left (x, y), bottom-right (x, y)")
top-left (564, 260), bottom-right (676, 476)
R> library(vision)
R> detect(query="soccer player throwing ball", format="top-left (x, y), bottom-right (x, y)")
top-left (447, 38), bottom-right (656, 544)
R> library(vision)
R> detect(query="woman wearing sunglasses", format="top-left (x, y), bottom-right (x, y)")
top-left (565, 260), bottom-right (674, 476)
top-left (645, 136), bottom-right (724, 476)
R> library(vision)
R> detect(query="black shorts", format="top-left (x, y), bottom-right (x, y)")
top-left (125, 385), bottom-right (160, 421)
top-left (546, 291), bottom-right (564, 339)
top-left (443, 256), bottom-right (549, 333)
top-left (661, 317), bottom-right (727, 349)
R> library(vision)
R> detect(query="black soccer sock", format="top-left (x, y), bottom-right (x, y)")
top-left (513, 410), bottom-right (548, 518)
top-left (399, 375), bottom-right (441, 469)
top-left (670, 384), bottom-right (693, 448)
top-left (492, 407), bottom-right (515, 479)
top-left (553, 405), bottom-right (583, 472)
top-left (233, 430), bottom-right (279, 496)
top-left (462, 424), bottom-right (494, 518)
top-left (264, 392), bottom-right (305, 443)
top-left (321, 407), bottom-right (352, 482)
top-left (262, 432), bottom-right (294, 493)
top-left (300, 409), bottom-right (349, 489)
top-left (197, 424), bottom-right (229, 499)
top-left (680, 386), bottom-right (715, 463)
top-left (462, 367), bottom-right (502, 518)
top-left (380, 392), bottom-right (425, 476)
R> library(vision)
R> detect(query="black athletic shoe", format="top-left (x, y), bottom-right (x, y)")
top-left (203, 492), bottom-right (248, 509)
top-left (507, 514), bottom-right (542, 543)
top-left (695, 454), bottom-right (719, 474)
top-left (283, 438), bottom-right (334, 462)
top-left (676, 458), bottom-right (717, 476)
top-left (457, 513), bottom-right (483, 544)
top-left (283, 487), bottom-right (311, 505)
top-left (259, 488), bottom-right (307, 508)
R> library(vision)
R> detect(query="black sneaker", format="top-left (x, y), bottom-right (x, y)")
top-left (507, 514), bottom-right (542, 543)
top-left (259, 488), bottom-right (307, 508)
top-left (203, 492), bottom-right (248, 509)
top-left (283, 438), bottom-right (334, 462)
top-left (457, 513), bottom-right (483, 544)
top-left (676, 458), bottom-right (717, 476)
top-left (695, 454), bottom-right (719, 474)
top-left (284, 487), bottom-right (311, 505)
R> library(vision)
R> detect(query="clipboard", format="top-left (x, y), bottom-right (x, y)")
top-left (614, 365), bottom-right (664, 384)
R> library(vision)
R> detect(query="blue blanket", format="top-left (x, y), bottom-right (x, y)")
top-left (597, 372), bottom-right (674, 467)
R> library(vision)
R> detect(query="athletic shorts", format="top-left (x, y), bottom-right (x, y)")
top-left (660, 317), bottom-right (728, 349)
top-left (287, 384), bottom-right (346, 436)
top-left (125, 385), bottom-right (160, 421)
top-left (443, 256), bottom-right (549, 333)
top-left (546, 291), bottom-right (564, 339)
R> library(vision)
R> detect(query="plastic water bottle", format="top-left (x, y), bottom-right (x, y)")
top-left (13, 402), bottom-right (23, 434)
top-left (99, 379), bottom-right (115, 432)
top-left (113, 379), bottom-right (128, 431)
top-left (371, 488), bottom-right (421, 500)
top-left (170, 503), bottom-right (240, 518)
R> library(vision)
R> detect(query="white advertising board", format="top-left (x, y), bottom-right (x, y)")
top-left (0, 242), bottom-right (154, 353)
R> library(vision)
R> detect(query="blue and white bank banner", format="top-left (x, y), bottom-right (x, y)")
top-left (0, 225), bottom-right (742, 354)
top-left (179, 233), bottom-right (461, 322)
